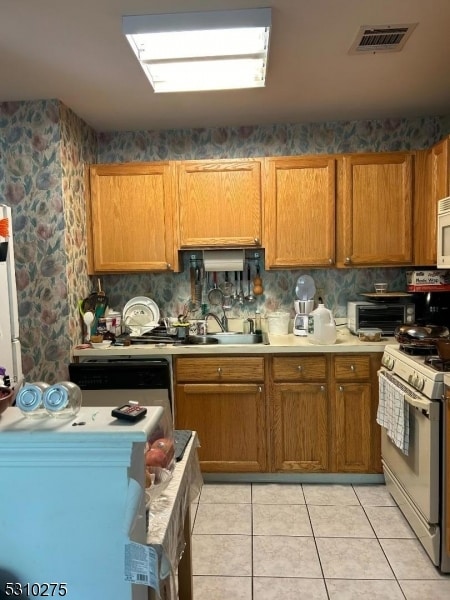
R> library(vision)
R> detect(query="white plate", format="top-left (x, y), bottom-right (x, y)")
top-left (123, 296), bottom-right (160, 327)
top-left (295, 275), bottom-right (316, 300)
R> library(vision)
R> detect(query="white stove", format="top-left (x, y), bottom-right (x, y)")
top-left (379, 343), bottom-right (450, 573)
top-left (381, 345), bottom-right (446, 400)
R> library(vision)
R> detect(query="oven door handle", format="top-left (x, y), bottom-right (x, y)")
top-left (404, 393), bottom-right (431, 415)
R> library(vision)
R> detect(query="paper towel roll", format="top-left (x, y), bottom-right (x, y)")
top-left (203, 250), bottom-right (245, 272)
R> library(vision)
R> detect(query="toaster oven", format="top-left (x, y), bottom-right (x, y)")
top-left (347, 301), bottom-right (415, 335)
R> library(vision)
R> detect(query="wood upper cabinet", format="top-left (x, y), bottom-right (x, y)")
top-left (176, 159), bottom-right (262, 248)
top-left (337, 152), bottom-right (414, 266)
top-left (174, 356), bottom-right (267, 472)
top-left (264, 156), bottom-right (336, 268)
top-left (87, 162), bottom-right (178, 273)
top-left (414, 137), bottom-right (449, 265)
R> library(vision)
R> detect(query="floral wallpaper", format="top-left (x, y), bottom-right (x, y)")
top-left (59, 103), bottom-right (97, 355)
top-left (0, 102), bottom-right (449, 382)
top-left (0, 100), bottom-right (96, 383)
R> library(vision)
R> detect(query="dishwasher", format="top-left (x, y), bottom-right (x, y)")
top-left (68, 358), bottom-right (173, 417)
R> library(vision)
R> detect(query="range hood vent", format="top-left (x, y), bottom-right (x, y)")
top-left (349, 23), bottom-right (417, 54)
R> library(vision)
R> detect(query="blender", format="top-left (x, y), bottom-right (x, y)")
top-left (293, 275), bottom-right (316, 336)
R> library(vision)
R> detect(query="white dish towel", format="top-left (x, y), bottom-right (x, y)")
top-left (377, 371), bottom-right (410, 455)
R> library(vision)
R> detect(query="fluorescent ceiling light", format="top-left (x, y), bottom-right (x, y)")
top-left (122, 9), bottom-right (271, 93)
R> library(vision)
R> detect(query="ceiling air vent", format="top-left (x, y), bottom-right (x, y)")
top-left (349, 23), bottom-right (418, 54)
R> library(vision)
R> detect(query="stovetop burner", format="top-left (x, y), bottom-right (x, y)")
top-left (399, 344), bottom-right (437, 356)
top-left (424, 356), bottom-right (450, 372)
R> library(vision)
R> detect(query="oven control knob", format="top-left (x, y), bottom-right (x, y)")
top-left (383, 355), bottom-right (394, 370)
top-left (418, 377), bottom-right (425, 392)
top-left (408, 373), bottom-right (413, 385)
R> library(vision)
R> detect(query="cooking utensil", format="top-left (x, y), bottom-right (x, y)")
top-left (394, 324), bottom-right (450, 345)
top-left (189, 264), bottom-right (196, 302)
top-left (435, 338), bottom-right (450, 362)
top-left (245, 263), bottom-right (255, 303)
top-left (239, 271), bottom-right (245, 305)
top-left (83, 311), bottom-right (95, 341)
top-left (201, 270), bottom-right (209, 315)
top-left (220, 272), bottom-right (233, 309)
top-left (253, 262), bottom-right (264, 296)
top-left (208, 272), bottom-right (224, 306)
top-left (219, 272), bottom-right (233, 295)
top-left (194, 265), bottom-right (202, 306)
top-left (232, 272), bottom-right (240, 301)
top-left (81, 292), bottom-right (98, 315)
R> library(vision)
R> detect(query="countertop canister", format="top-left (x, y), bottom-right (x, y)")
top-left (16, 382), bottom-right (50, 418)
top-left (267, 311), bottom-right (290, 335)
top-left (43, 382), bottom-right (82, 418)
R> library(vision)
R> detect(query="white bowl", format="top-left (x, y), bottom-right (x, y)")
top-left (90, 341), bottom-right (112, 349)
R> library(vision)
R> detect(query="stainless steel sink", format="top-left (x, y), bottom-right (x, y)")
top-left (207, 332), bottom-right (266, 345)
top-left (187, 332), bottom-right (268, 346)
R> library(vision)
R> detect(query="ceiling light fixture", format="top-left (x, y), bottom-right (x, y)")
top-left (122, 8), bottom-right (271, 93)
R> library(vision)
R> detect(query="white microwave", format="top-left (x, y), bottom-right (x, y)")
top-left (437, 196), bottom-right (450, 268)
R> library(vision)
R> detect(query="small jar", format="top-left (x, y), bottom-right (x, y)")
top-left (43, 382), bottom-right (82, 418)
top-left (16, 382), bottom-right (50, 418)
top-left (96, 317), bottom-right (108, 336)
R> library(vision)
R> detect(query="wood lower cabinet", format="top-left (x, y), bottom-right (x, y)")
top-left (271, 355), bottom-right (329, 471)
top-left (332, 354), bottom-right (382, 473)
top-left (176, 159), bottom-right (262, 248)
top-left (333, 382), bottom-right (372, 472)
top-left (264, 156), bottom-right (336, 268)
top-left (87, 162), bottom-right (178, 273)
top-left (174, 356), bottom-right (267, 472)
top-left (338, 152), bottom-right (414, 266)
top-left (270, 353), bottom-right (382, 474)
top-left (174, 352), bottom-right (382, 474)
top-left (272, 383), bottom-right (329, 472)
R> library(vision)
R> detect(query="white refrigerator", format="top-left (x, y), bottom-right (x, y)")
top-left (0, 204), bottom-right (23, 388)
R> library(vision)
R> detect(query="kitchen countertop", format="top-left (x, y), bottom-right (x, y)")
top-left (72, 328), bottom-right (395, 358)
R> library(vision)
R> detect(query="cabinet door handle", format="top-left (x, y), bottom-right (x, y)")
top-left (345, 257), bottom-right (351, 264)
top-left (254, 238), bottom-right (260, 245)
top-left (217, 367), bottom-right (222, 375)
top-left (297, 365), bottom-right (303, 372)
top-left (167, 263), bottom-right (172, 270)
top-left (328, 258), bottom-right (333, 264)
top-left (339, 385), bottom-right (344, 392)
top-left (258, 386), bottom-right (262, 393)
top-left (350, 364), bottom-right (355, 372)
top-left (320, 385), bottom-right (325, 392)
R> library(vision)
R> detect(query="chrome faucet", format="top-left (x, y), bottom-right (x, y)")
top-left (205, 312), bottom-right (226, 332)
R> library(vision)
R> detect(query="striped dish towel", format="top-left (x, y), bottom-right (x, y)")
top-left (377, 371), bottom-right (410, 455)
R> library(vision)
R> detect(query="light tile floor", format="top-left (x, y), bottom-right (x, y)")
top-left (190, 483), bottom-right (450, 600)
